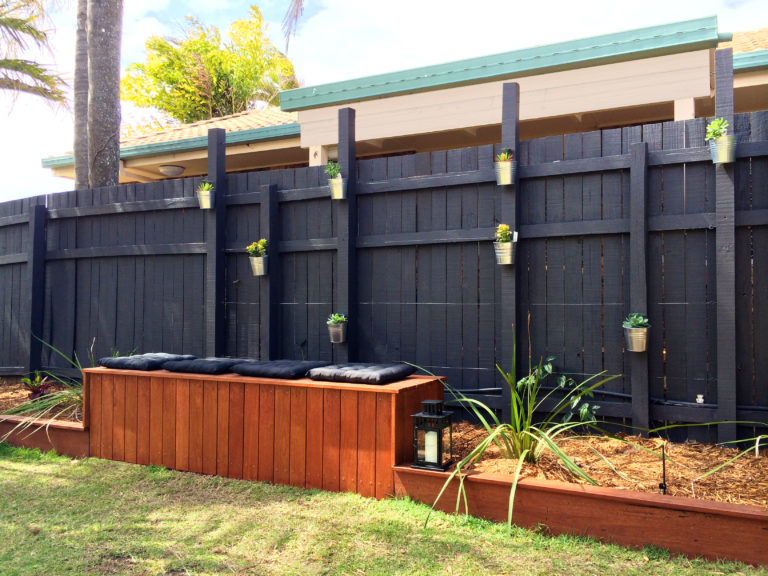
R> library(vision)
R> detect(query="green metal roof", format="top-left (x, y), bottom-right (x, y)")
top-left (280, 16), bottom-right (723, 111)
top-left (42, 122), bottom-right (301, 169)
top-left (734, 49), bottom-right (768, 72)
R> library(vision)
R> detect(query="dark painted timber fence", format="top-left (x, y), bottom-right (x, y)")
top-left (2, 88), bottom-right (768, 441)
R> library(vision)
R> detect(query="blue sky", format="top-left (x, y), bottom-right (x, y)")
top-left (1, 0), bottom-right (766, 201)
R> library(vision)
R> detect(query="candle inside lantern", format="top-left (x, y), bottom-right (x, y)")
top-left (425, 430), bottom-right (438, 463)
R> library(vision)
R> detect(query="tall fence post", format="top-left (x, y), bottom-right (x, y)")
top-left (336, 108), bottom-right (357, 362)
top-left (500, 82), bottom-right (519, 424)
top-left (26, 203), bottom-right (47, 372)
top-left (629, 142), bottom-right (650, 432)
top-left (205, 128), bottom-right (227, 357)
top-left (260, 184), bottom-right (280, 359)
top-left (714, 48), bottom-right (737, 442)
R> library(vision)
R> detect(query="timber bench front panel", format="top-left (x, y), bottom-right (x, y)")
top-left (83, 368), bottom-right (442, 498)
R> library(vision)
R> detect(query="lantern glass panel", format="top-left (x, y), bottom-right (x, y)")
top-left (441, 425), bottom-right (452, 467)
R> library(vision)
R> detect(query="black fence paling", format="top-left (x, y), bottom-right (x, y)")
top-left (2, 96), bottom-right (767, 442)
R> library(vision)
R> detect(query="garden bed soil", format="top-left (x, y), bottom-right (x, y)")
top-left (451, 421), bottom-right (768, 510)
top-left (0, 380), bottom-right (82, 423)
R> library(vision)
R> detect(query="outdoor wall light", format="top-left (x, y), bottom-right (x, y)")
top-left (158, 165), bottom-right (185, 177)
top-left (412, 399), bottom-right (452, 471)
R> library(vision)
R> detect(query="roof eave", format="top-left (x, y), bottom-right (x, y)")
top-left (42, 122), bottom-right (301, 169)
top-left (734, 49), bottom-right (768, 73)
top-left (280, 16), bottom-right (721, 112)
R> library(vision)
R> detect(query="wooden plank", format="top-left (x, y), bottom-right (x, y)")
top-left (214, 381), bottom-right (229, 477)
top-left (273, 386), bottom-right (292, 485)
top-left (257, 384), bottom-right (275, 482)
top-left (205, 128), bottom-right (227, 356)
top-left (174, 379), bottom-right (190, 471)
top-left (99, 374), bottom-right (114, 461)
top-left (242, 383), bottom-right (260, 480)
top-left (88, 375), bottom-right (102, 458)
top-left (374, 393), bottom-right (393, 499)
top-left (339, 390), bottom-right (358, 493)
top-left (135, 376), bottom-right (150, 465)
top-left (227, 381), bottom-right (244, 479)
top-left (629, 142), bottom-right (650, 430)
top-left (714, 49), bottom-right (737, 442)
top-left (148, 376), bottom-right (163, 465)
top-left (322, 388), bottom-right (341, 492)
top-left (202, 380), bottom-right (218, 475)
top-left (356, 391), bottom-right (376, 498)
top-left (111, 375), bottom-right (125, 462)
top-left (123, 375), bottom-right (138, 464)
top-left (162, 378), bottom-right (176, 469)
top-left (187, 380), bottom-right (203, 473)
top-left (26, 205), bottom-right (47, 371)
top-left (305, 387), bottom-right (324, 489)
top-left (289, 387), bottom-right (307, 487)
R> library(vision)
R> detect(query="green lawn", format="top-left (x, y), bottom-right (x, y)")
top-left (0, 443), bottom-right (764, 576)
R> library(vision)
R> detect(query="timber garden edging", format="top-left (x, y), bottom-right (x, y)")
top-left (393, 465), bottom-right (768, 566)
top-left (0, 415), bottom-right (89, 458)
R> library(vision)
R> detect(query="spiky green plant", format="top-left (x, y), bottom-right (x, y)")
top-left (246, 238), bottom-right (268, 257)
top-left (705, 118), bottom-right (729, 141)
top-left (495, 224), bottom-right (513, 243)
top-left (327, 312), bottom-right (347, 325)
top-left (495, 148), bottom-right (514, 162)
top-left (324, 161), bottom-right (341, 179)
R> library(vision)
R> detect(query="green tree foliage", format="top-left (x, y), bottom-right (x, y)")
top-left (0, 0), bottom-right (65, 103)
top-left (122, 6), bottom-right (298, 123)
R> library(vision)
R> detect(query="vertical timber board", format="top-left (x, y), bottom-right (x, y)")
top-left (202, 380), bottom-right (218, 475)
top-left (162, 379), bottom-right (176, 469)
top-left (305, 387), bottom-right (324, 489)
top-left (112, 375), bottom-right (125, 462)
top-left (335, 108), bottom-right (357, 362)
top-left (273, 386), bottom-right (292, 485)
top-left (260, 184), bottom-right (281, 359)
top-left (188, 380), bottom-right (204, 473)
top-left (242, 383), bottom-right (260, 480)
top-left (374, 393), bottom-right (394, 499)
top-left (257, 384), bottom-right (275, 482)
top-left (339, 390), bottom-right (359, 492)
top-left (88, 373), bottom-right (102, 458)
top-left (629, 142), bottom-right (650, 431)
top-left (228, 382), bottom-right (244, 479)
top-left (356, 391), bottom-right (376, 497)
top-left (136, 376), bottom-right (151, 465)
top-left (500, 83), bottom-right (519, 421)
top-left (101, 374), bottom-right (114, 460)
top-left (124, 375), bottom-right (138, 464)
top-left (714, 49), bottom-right (737, 442)
top-left (26, 204), bottom-right (46, 371)
top-left (175, 379), bottom-right (190, 471)
top-left (205, 128), bottom-right (227, 356)
top-left (216, 381), bottom-right (229, 477)
top-left (289, 387), bottom-right (307, 487)
top-left (322, 388), bottom-right (341, 491)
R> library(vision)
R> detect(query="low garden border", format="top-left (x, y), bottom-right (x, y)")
top-left (393, 465), bottom-right (768, 566)
top-left (0, 415), bottom-right (89, 458)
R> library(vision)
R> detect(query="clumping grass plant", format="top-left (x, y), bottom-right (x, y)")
top-left (415, 333), bottom-right (620, 529)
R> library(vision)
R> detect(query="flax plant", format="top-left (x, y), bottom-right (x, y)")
top-left (416, 334), bottom-right (620, 530)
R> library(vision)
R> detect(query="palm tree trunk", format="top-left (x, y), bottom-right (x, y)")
top-left (87, 0), bottom-right (122, 188)
top-left (73, 0), bottom-right (88, 190)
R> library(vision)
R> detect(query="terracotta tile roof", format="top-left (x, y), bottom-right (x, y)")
top-left (120, 106), bottom-right (298, 148)
top-left (720, 28), bottom-right (768, 54)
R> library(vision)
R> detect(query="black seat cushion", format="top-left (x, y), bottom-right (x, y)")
top-left (162, 357), bottom-right (253, 375)
top-left (231, 360), bottom-right (331, 380)
top-left (306, 363), bottom-right (416, 385)
top-left (98, 353), bottom-right (196, 371)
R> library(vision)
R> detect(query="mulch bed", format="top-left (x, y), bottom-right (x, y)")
top-left (451, 421), bottom-right (768, 510)
top-left (0, 379), bottom-right (82, 423)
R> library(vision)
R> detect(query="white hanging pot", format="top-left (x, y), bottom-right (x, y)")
top-left (249, 256), bottom-right (268, 276)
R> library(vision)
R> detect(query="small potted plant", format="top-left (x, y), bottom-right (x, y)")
top-left (705, 118), bottom-right (737, 164)
top-left (327, 312), bottom-right (348, 344)
top-left (197, 181), bottom-right (215, 209)
top-left (246, 238), bottom-right (268, 276)
top-left (623, 313), bottom-right (650, 352)
top-left (494, 148), bottom-right (516, 186)
top-left (493, 223), bottom-right (517, 265)
top-left (325, 161), bottom-right (346, 200)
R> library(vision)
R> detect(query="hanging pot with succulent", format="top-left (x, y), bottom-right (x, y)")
top-left (196, 181), bottom-right (215, 209)
top-left (327, 312), bottom-right (348, 344)
top-left (325, 161), bottom-right (346, 200)
top-left (705, 118), bottom-right (737, 164)
top-left (494, 148), bottom-right (517, 186)
top-left (623, 313), bottom-right (650, 352)
top-left (493, 223), bottom-right (517, 265)
top-left (246, 239), bottom-right (268, 276)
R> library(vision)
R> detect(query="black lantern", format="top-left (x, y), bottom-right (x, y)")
top-left (412, 399), bottom-right (452, 471)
